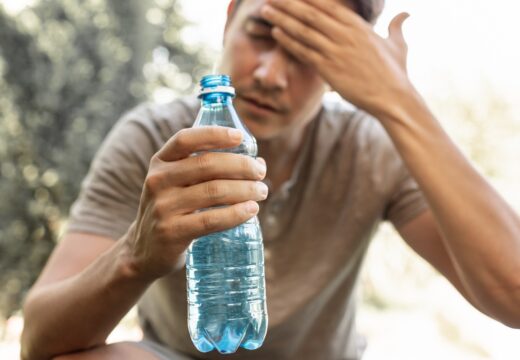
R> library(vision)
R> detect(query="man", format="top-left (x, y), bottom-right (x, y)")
top-left (21, 0), bottom-right (520, 359)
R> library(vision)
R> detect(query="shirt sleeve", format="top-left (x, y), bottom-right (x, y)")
top-left (65, 108), bottom-right (157, 240)
top-left (383, 165), bottom-right (429, 228)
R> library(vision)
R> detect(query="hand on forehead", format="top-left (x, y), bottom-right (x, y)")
top-left (231, 0), bottom-right (383, 25)
top-left (231, 0), bottom-right (357, 15)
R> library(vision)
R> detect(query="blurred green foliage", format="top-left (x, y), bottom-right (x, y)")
top-left (0, 0), bottom-right (210, 321)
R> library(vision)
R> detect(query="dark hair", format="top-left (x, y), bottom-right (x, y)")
top-left (233, 0), bottom-right (385, 24)
top-left (355, 0), bottom-right (385, 24)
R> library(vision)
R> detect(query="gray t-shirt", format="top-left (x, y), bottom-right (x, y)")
top-left (66, 96), bottom-right (428, 360)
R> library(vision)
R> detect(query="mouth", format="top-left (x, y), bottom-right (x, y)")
top-left (238, 95), bottom-right (280, 114)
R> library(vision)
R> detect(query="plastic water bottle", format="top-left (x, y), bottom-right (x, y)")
top-left (186, 74), bottom-right (268, 354)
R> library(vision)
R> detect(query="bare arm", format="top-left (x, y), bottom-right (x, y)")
top-left (262, 0), bottom-right (520, 327)
top-left (21, 231), bottom-right (149, 360)
top-left (398, 210), bottom-right (489, 316)
top-left (382, 95), bottom-right (520, 327)
top-left (21, 127), bottom-right (268, 359)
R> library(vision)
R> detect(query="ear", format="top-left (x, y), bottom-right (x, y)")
top-left (225, 0), bottom-right (238, 30)
top-left (227, 0), bottom-right (237, 17)
top-left (223, 0), bottom-right (237, 44)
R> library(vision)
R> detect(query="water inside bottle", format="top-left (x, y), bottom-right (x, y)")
top-left (186, 217), bottom-right (268, 354)
top-left (187, 74), bottom-right (267, 354)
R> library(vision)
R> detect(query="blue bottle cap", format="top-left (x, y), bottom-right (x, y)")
top-left (198, 74), bottom-right (235, 98)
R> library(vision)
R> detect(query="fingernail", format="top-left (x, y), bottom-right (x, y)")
top-left (256, 160), bottom-right (267, 177)
top-left (257, 157), bottom-right (266, 167)
top-left (246, 201), bottom-right (259, 214)
top-left (262, 5), bottom-right (273, 15)
top-left (271, 27), bottom-right (282, 38)
top-left (256, 181), bottom-right (269, 198)
top-left (228, 128), bottom-right (242, 141)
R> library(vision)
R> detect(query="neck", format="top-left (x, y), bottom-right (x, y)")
top-left (257, 106), bottom-right (322, 192)
top-left (257, 125), bottom-right (306, 164)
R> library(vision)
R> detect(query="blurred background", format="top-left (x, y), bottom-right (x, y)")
top-left (0, 0), bottom-right (519, 358)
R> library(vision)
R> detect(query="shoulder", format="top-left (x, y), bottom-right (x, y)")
top-left (115, 95), bottom-right (200, 147)
top-left (321, 94), bottom-right (393, 153)
top-left (90, 95), bottom-right (199, 174)
top-left (320, 95), bottom-right (408, 190)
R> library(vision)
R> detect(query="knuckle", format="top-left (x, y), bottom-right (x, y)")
top-left (239, 155), bottom-right (252, 174)
top-left (173, 129), bottom-right (190, 149)
top-left (157, 216), bottom-right (185, 240)
top-left (152, 199), bottom-right (168, 218)
top-left (150, 153), bottom-right (161, 165)
top-left (144, 173), bottom-right (161, 196)
top-left (196, 152), bottom-right (213, 172)
top-left (156, 220), bottom-right (171, 238)
top-left (167, 220), bottom-right (183, 240)
top-left (205, 181), bottom-right (224, 201)
top-left (201, 213), bottom-right (219, 232)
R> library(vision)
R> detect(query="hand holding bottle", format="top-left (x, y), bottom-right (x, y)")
top-left (186, 74), bottom-right (269, 353)
top-left (124, 126), bottom-right (268, 281)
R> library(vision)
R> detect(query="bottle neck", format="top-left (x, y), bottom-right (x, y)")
top-left (201, 93), bottom-right (233, 107)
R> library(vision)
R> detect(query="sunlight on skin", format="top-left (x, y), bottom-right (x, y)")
top-left (181, 0), bottom-right (520, 103)
top-left (1, 0), bottom-right (518, 358)
top-left (177, 1), bottom-right (520, 358)
top-left (4, 0), bottom-right (518, 103)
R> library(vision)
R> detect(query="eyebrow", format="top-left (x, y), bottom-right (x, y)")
top-left (246, 16), bottom-right (273, 28)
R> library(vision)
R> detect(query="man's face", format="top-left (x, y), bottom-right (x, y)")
top-left (218, 0), bottom-right (332, 140)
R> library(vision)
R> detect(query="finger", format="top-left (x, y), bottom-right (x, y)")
top-left (279, 0), bottom-right (368, 29)
top-left (153, 152), bottom-right (266, 189)
top-left (388, 12), bottom-right (410, 46)
top-left (262, 4), bottom-right (334, 54)
top-left (156, 126), bottom-right (243, 162)
top-left (169, 201), bottom-right (260, 241)
top-left (261, 1), bottom-right (342, 41)
top-left (164, 179), bottom-right (269, 214)
top-left (271, 26), bottom-right (324, 66)
top-left (256, 157), bottom-right (266, 168)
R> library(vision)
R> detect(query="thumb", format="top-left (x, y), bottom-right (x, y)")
top-left (388, 12), bottom-right (410, 45)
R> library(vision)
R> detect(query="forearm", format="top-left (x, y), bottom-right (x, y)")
top-left (378, 87), bottom-right (520, 325)
top-left (21, 238), bottom-right (151, 360)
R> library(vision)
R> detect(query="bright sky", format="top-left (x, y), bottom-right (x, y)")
top-left (181, 0), bottom-right (520, 103)
top-left (1, 1), bottom-right (520, 357)
top-left (3, 0), bottom-right (518, 101)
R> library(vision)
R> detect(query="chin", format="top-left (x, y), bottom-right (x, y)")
top-left (244, 121), bottom-right (282, 141)
top-left (237, 112), bottom-right (283, 141)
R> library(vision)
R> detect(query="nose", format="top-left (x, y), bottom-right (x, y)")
top-left (253, 46), bottom-right (289, 91)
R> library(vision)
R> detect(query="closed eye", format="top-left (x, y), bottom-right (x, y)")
top-left (244, 17), bottom-right (274, 42)
top-left (249, 33), bottom-right (274, 43)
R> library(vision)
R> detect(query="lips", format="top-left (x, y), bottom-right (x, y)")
top-left (239, 95), bottom-right (280, 113)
